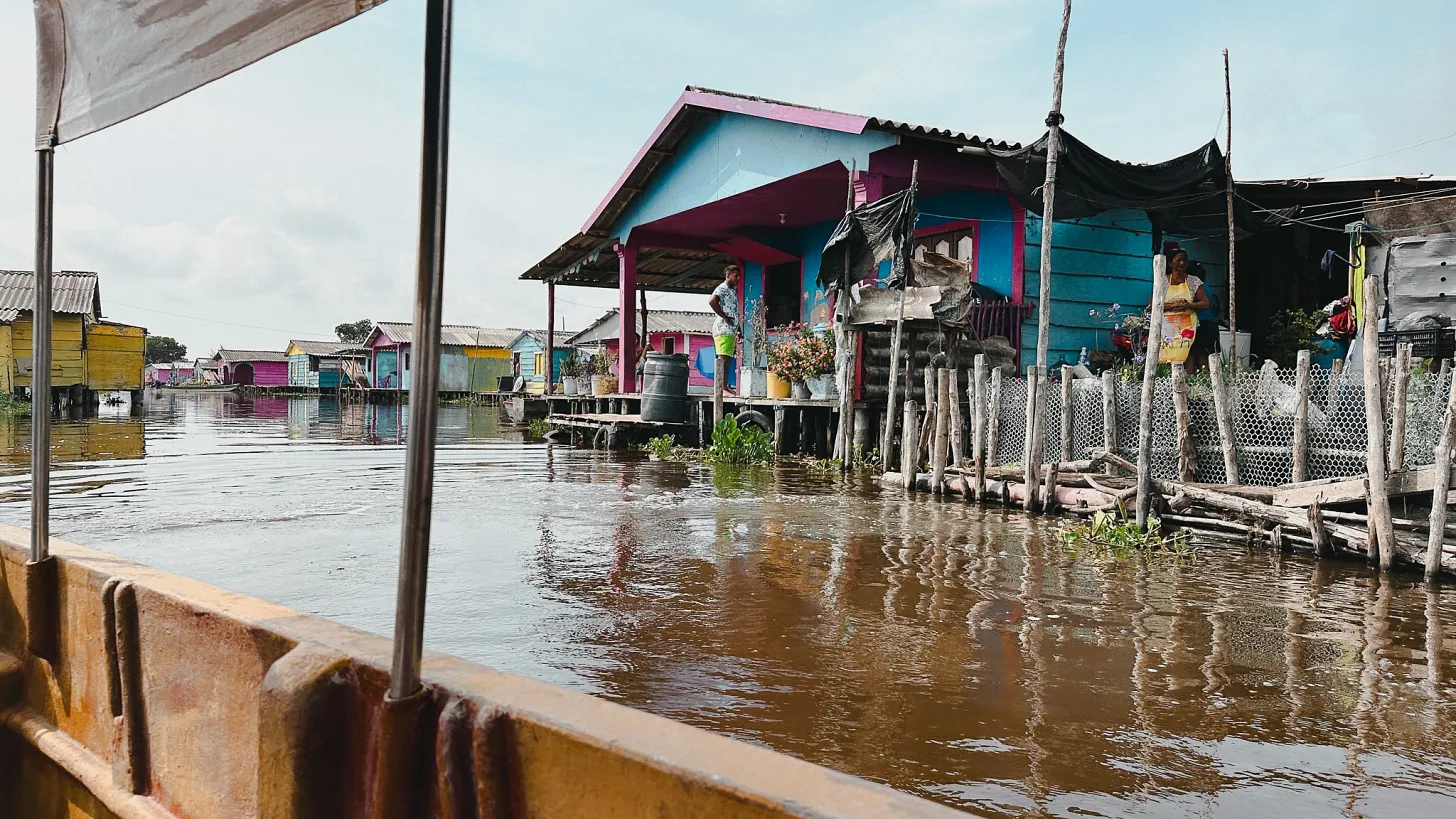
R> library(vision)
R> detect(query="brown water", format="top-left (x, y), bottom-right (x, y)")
top-left (3, 393), bottom-right (1455, 818)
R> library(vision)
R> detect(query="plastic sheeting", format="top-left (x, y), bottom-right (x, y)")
top-left (35, 0), bottom-right (388, 146)
top-left (817, 185), bottom-right (916, 292)
top-left (1385, 233), bottom-right (1456, 324)
top-left (992, 129), bottom-right (1281, 239)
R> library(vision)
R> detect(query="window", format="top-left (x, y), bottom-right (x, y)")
top-left (764, 261), bottom-right (801, 327)
top-left (309, 356), bottom-right (319, 373)
top-left (662, 336), bottom-right (676, 355)
top-left (534, 352), bottom-right (545, 376)
top-left (913, 223), bottom-right (977, 269)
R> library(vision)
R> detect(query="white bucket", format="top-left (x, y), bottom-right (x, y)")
top-left (1219, 329), bottom-right (1252, 366)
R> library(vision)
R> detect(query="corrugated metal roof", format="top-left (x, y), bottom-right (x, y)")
top-left (372, 322), bottom-right (525, 348)
top-left (286, 339), bottom-right (368, 357)
top-left (215, 348), bottom-right (287, 363)
top-left (0, 270), bottom-right (101, 321)
top-left (566, 309), bottom-right (716, 346)
top-left (510, 329), bottom-right (582, 348)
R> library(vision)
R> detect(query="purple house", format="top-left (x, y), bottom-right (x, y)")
top-left (213, 349), bottom-right (289, 387)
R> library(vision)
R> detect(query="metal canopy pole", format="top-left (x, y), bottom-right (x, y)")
top-left (389, 0), bottom-right (454, 701)
top-left (31, 143), bottom-right (55, 564)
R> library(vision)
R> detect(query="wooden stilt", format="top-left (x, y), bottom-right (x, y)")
top-left (1102, 369), bottom-right (1117, 476)
top-left (972, 355), bottom-right (988, 502)
top-left (1308, 494), bottom-right (1333, 558)
top-left (1362, 274), bottom-right (1397, 569)
top-left (712, 355), bottom-right (726, 433)
top-left (880, 160), bottom-right (919, 471)
top-left (1060, 364), bottom-right (1074, 463)
top-left (1292, 350), bottom-right (1312, 484)
top-left (1023, 365), bottom-right (1042, 513)
top-left (1325, 357), bottom-right (1345, 419)
top-left (919, 365), bottom-right (937, 462)
top-left (1208, 352), bottom-right (1239, 484)
top-left (1426, 367), bottom-right (1456, 579)
top-left (1388, 343), bottom-right (1412, 472)
top-left (1042, 461), bottom-right (1061, 514)
top-left (932, 368), bottom-right (950, 494)
top-left (1172, 362), bottom-right (1195, 482)
top-left (773, 406), bottom-right (789, 456)
top-left (949, 367), bottom-right (964, 468)
top-left (1135, 255), bottom-right (1168, 528)
top-left (901, 399), bottom-right (919, 490)
top-left (987, 367), bottom-right (1003, 467)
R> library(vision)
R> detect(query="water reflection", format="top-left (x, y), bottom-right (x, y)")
top-left (0, 393), bottom-right (1453, 817)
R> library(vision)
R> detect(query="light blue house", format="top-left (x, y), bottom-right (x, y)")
top-left (520, 87), bottom-right (1227, 390)
top-left (506, 329), bottom-right (577, 394)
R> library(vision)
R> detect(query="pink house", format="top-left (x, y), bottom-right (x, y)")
top-left (564, 309), bottom-right (718, 389)
top-left (213, 349), bottom-right (289, 387)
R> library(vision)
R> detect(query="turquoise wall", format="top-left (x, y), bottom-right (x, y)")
top-left (1021, 213), bottom-right (1228, 369)
top-left (914, 190), bottom-right (1019, 299)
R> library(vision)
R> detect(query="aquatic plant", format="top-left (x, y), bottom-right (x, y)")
top-left (526, 417), bottom-right (551, 437)
top-left (1055, 509), bottom-right (1194, 562)
top-left (644, 434), bottom-right (677, 460)
top-left (705, 417), bottom-right (773, 465)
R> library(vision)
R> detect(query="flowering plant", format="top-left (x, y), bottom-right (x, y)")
top-left (767, 323), bottom-right (836, 383)
top-left (1088, 303), bottom-right (1148, 332)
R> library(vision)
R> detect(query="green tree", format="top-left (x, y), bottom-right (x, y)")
top-left (144, 335), bottom-right (187, 365)
top-left (334, 319), bottom-right (374, 344)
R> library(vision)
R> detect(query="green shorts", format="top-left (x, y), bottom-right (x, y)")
top-left (714, 334), bottom-right (736, 356)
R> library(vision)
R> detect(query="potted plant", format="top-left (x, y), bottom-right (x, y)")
top-left (801, 325), bottom-right (838, 400)
top-left (560, 349), bottom-right (583, 395)
top-left (590, 347), bottom-right (618, 396)
top-left (739, 298), bottom-right (770, 398)
top-left (768, 324), bottom-right (808, 400)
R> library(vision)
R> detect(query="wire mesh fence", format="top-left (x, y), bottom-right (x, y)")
top-left (975, 362), bottom-right (1453, 487)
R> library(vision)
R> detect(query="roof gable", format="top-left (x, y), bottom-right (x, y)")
top-left (367, 322), bottom-right (527, 349)
top-left (285, 339), bottom-right (368, 357)
top-left (214, 348), bottom-right (287, 363)
top-left (0, 270), bottom-right (102, 323)
top-left (566, 309), bottom-right (716, 346)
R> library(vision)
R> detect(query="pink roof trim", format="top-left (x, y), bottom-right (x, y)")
top-left (581, 88), bottom-right (872, 235)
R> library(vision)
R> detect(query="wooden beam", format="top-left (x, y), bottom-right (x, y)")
top-left (1272, 464), bottom-right (1456, 507)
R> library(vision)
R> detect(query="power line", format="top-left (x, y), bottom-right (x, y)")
top-left (1311, 130), bottom-right (1456, 176)
top-left (105, 299), bottom-right (336, 337)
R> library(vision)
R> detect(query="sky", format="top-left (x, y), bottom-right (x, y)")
top-left (1, 0), bottom-right (1453, 357)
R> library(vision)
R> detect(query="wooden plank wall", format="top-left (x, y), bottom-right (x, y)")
top-left (12, 314), bottom-right (86, 387)
top-left (84, 323), bottom-right (145, 391)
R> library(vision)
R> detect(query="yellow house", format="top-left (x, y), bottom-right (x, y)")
top-left (0, 270), bottom-right (147, 398)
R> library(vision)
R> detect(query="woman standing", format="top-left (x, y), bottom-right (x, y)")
top-left (1159, 242), bottom-right (1211, 367)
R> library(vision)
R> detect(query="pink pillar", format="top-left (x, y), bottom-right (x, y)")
top-left (615, 242), bottom-right (638, 393)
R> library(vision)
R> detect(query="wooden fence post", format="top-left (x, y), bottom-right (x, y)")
top-left (1426, 368), bottom-right (1456, 579)
top-left (1208, 352), bottom-right (1238, 484)
top-left (1362, 274), bottom-right (1397, 570)
top-left (1172, 363), bottom-right (1195, 482)
top-left (1023, 366), bottom-right (1042, 512)
top-left (918, 365), bottom-right (936, 462)
top-left (932, 368), bottom-right (950, 494)
top-left (1060, 364), bottom-right (1074, 463)
top-left (1102, 368), bottom-right (1117, 475)
top-left (1135, 255), bottom-right (1168, 528)
top-left (972, 355), bottom-right (988, 502)
top-left (1324, 357), bottom-right (1345, 419)
top-left (1292, 350), bottom-right (1312, 484)
top-left (901, 399), bottom-right (918, 490)
top-left (949, 367), bottom-right (965, 468)
top-left (987, 367), bottom-right (1003, 469)
top-left (1388, 343), bottom-right (1412, 472)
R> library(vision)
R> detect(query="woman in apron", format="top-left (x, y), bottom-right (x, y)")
top-left (1159, 244), bottom-right (1210, 365)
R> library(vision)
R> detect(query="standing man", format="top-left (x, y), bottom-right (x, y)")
top-left (709, 264), bottom-right (740, 418)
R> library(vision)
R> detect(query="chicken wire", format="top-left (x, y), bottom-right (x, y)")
top-left (977, 363), bottom-right (1453, 487)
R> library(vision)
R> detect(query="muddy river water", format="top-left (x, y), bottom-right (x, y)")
top-left (2, 393), bottom-right (1455, 817)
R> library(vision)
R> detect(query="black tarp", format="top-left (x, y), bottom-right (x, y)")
top-left (992, 130), bottom-right (1282, 239)
top-left (817, 184), bottom-right (917, 292)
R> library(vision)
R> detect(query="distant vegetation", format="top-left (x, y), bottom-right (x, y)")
top-left (334, 319), bottom-right (373, 345)
top-left (0, 394), bottom-right (31, 417)
top-left (144, 336), bottom-right (187, 365)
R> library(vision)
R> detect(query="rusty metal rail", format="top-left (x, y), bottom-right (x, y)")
top-left (0, 525), bottom-right (967, 818)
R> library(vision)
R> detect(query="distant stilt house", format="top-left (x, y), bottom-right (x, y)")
top-left (565, 309), bottom-right (717, 390)
top-left (506, 329), bottom-right (578, 394)
top-left (0, 269), bottom-right (146, 400)
top-left (364, 322), bottom-right (522, 393)
top-left (284, 340), bottom-right (368, 389)
top-left (214, 349), bottom-right (289, 387)
top-left (145, 361), bottom-right (194, 385)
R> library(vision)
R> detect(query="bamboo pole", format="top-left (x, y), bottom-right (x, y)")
top-left (1362, 274), bottom-right (1397, 569)
top-left (1102, 369), bottom-right (1117, 476)
top-left (1034, 0), bottom-right (1074, 371)
top-left (901, 399), bottom-right (919, 489)
top-left (880, 160), bottom-right (918, 472)
top-left (1172, 362), bottom-right (1195, 482)
top-left (973, 354), bottom-right (988, 501)
top-left (1223, 48), bottom-right (1238, 372)
top-left (1208, 352), bottom-right (1239, 484)
top-left (949, 366), bottom-right (965, 468)
top-left (932, 368), bottom-right (951, 494)
top-left (1060, 365), bottom-right (1074, 462)
top-left (1426, 368), bottom-right (1456, 579)
top-left (1388, 343), bottom-right (1412, 472)
top-left (1292, 350), bottom-right (1312, 483)
top-left (1135, 255), bottom-right (1168, 528)
top-left (1023, 366), bottom-right (1042, 512)
top-left (987, 367), bottom-right (1003, 467)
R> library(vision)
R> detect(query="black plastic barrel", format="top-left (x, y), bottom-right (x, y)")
top-left (640, 352), bottom-right (690, 423)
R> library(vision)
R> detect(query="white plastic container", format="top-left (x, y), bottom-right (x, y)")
top-left (1219, 329), bottom-right (1252, 367)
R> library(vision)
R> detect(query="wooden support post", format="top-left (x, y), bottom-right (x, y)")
top-left (1023, 365), bottom-right (1042, 513)
top-left (1362, 274), bottom-right (1397, 570)
top-left (798, 407), bottom-right (812, 456)
top-left (712, 355), bottom-right (726, 433)
top-left (1208, 352), bottom-right (1239, 484)
top-left (545, 282), bottom-right (556, 394)
top-left (1102, 369), bottom-right (1117, 475)
top-left (1389, 343), bottom-right (1412, 472)
top-left (1324, 357), bottom-right (1345, 419)
top-left (932, 368), bottom-right (950, 494)
top-left (1172, 363), bottom-right (1195, 482)
top-left (1135, 255), bottom-right (1168, 528)
top-left (1442, 358), bottom-right (1452, 380)
top-left (1060, 364), bottom-right (1074, 463)
top-left (919, 365), bottom-right (937, 462)
top-left (901, 400), bottom-right (918, 489)
top-left (881, 161), bottom-right (918, 471)
top-left (1292, 350), bottom-right (1312, 483)
top-left (1034, 0), bottom-right (1074, 371)
top-left (773, 406), bottom-right (789, 456)
top-left (972, 354), bottom-right (988, 502)
top-left (949, 367), bottom-right (965, 468)
top-left (1223, 47), bottom-right (1238, 373)
top-left (1042, 461), bottom-right (1061, 513)
top-left (853, 406), bottom-right (872, 461)
top-left (1427, 368), bottom-right (1456, 579)
top-left (1308, 494), bottom-right (1334, 558)
top-left (987, 367), bottom-right (1003, 467)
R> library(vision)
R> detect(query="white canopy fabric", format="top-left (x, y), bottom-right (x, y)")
top-left (35, 0), bottom-right (388, 147)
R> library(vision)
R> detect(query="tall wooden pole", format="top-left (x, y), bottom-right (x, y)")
top-left (881, 160), bottom-right (918, 472)
top-left (1362, 274), bottom-right (1397, 570)
top-left (836, 160), bottom-right (857, 467)
top-left (1223, 48), bottom-right (1238, 371)
top-left (1135, 255), bottom-right (1167, 529)
top-left (1426, 370), bottom-right (1456, 579)
top-left (545, 282), bottom-right (556, 393)
top-left (1035, 0), bottom-right (1074, 372)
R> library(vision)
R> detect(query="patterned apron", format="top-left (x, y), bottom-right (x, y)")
top-left (1159, 280), bottom-right (1199, 365)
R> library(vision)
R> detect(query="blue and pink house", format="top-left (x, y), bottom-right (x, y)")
top-left (520, 87), bottom-right (1227, 394)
